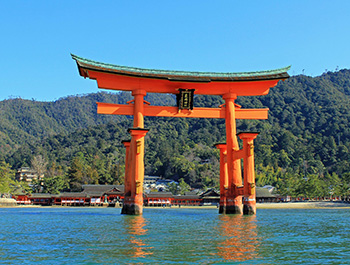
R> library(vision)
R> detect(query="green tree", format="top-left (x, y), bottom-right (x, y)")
top-left (31, 178), bottom-right (42, 193)
top-left (42, 162), bottom-right (69, 194)
top-left (110, 164), bottom-right (124, 185)
top-left (299, 174), bottom-right (327, 199)
top-left (168, 182), bottom-right (179, 195)
top-left (275, 170), bottom-right (302, 197)
top-left (67, 152), bottom-right (86, 191)
top-left (325, 172), bottom-right (342, 198)
top-left (0, 161), bottom-right (15, 194)
top-left (178, 178), bottom-right (191, 195)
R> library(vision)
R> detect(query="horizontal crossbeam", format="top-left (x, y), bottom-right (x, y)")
top-left (97, 102), bottom-right (268, 119)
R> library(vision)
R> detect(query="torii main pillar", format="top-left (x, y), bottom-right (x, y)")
top-left (121, 128), bottom-right (149, 215)
top-left (223, 93), bottom-right (243, 214)
top-left (121, 89), bottom-right (149, 215)
top-left (72, 54), bottom-right (290, 215)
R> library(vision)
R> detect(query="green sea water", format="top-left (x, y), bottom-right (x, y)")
top-left (0, 207), bottom-right (349, 264)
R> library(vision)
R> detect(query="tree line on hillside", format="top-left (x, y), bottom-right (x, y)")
top-left (1, 70), bottom-right (350, 198)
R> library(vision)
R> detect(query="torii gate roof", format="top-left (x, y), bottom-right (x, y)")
top-left (72, 54), bottom-right (290, 96)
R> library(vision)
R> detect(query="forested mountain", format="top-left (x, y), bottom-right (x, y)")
top-left (0, 92), bottom-right (175, 157)
top-left (0, 93), bottom-right (122, 156)
top-left (1, 69), bottom-right (350, 197)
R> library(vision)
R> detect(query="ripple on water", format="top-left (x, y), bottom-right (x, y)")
top-left (0, 207), bottom-right (349, 264)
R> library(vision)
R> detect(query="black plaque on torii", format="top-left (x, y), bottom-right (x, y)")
top-left (177, 89), bottom-right (195, 110)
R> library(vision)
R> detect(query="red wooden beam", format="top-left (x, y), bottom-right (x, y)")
top-left (97, 102), bottom-right (268, 120)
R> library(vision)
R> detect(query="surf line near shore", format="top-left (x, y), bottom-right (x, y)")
top-left (145, 201), bottom-right (350, 209)
top-left (256, 201), bottom-right (350, 209)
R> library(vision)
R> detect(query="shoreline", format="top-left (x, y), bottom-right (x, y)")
top-left (256, 201), bottom-right (350, 209)
top-left (2, 201), bottom-right (350, 209)
top-left (144, 201), bottom-right (350, 209)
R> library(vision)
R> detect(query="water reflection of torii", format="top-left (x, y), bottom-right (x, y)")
top-left (217, 215), bottom-right (260, 262)
top-left (72, 54), bottom-right (290, 215)
top-left (124, 216), bottom-right (153, 258)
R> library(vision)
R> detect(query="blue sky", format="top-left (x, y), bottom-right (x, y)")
top-left (1, 1), bottom-right (350, 101)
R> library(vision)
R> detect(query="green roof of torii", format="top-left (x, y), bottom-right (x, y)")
top-left (72, 54), bottom-right (290, 82)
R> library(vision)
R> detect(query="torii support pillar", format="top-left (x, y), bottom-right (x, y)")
top-left (238, 132), bottom-right (259, 215)
top-left (215, 144), bottom-right (229, 214)
top-left (121, 128), bottom-right (149, 215)
top-left (122, 140), bottom-right (131, 197)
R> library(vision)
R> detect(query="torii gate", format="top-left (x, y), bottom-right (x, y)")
top-left (72, 54), bottom-right (290, 215)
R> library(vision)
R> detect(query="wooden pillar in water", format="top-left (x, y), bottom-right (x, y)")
top-left (122, 89), bottom-right (149, 215)
top-left (121, 128), bottom-right (149, 214)
top-left (215, 144), bottom-right (228, 214)
top-left (223, 93), bottom-right (243, 214)
top-left (238, 132), bottom-right (259, 215)
top-left (122, 140), bottom-right (131, 197)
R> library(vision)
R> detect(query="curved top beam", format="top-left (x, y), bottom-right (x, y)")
top-left (72, 54), bottom-right (290, 96)
top-left (72, 54), bottom-right (290, 82)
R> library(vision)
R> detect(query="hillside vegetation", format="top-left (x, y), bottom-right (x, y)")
top-left (1, 70), bottom-right (350, 197)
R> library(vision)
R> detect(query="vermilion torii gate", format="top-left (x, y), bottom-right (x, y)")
top-left (72, 54), bottom-right (290, 215)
